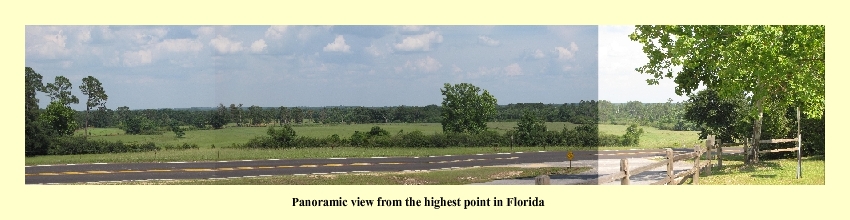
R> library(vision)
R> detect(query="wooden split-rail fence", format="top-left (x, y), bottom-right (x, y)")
top-left (534, 132), bottom-right (803, 185)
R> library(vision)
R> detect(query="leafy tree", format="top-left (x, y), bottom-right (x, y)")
top-left (683, 89), bottom-right (750, 142)
top-left (516, 111), bottom-right (547, 146)
top-left (210, 104), bottom-right (228, 129)
top-left (630, 25), bottom-right (824, 163)
top-left (367, 126), bottom-right (389, 138)
top-left (621, 124), bottom-right (645, 146)
top-left (26, 67), bottom-right (51, 156)
top-left (39, 101), bottom-right (78, 136)
top-left (169, 121), bottom-right (185, 138)
top-left (440, 83), bottom-right (498, 134)
top-left (79, 76), bottom-right (108, 137)
top-left (44, 75), bottom-right (80, 106)
top-left (267, 124), bottom-right (297, 146)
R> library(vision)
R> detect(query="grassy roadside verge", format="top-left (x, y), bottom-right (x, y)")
top-left (682, 155), bottom-right (825, 185)
top-left (67, 166), bottom-right (591, 185)
top-left (26, 146), bottom-right (606, 165)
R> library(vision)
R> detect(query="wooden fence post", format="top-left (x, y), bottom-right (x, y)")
top-left (693, 145), bottom-right (700, 185)
top-left (716, 139), bottom-right (723, 169)
top-left (620, 158), bottom-right (630, 185)
top-left (535, 175), bottom-right (550, 185)
top-left (796, 107), bottom-right (802, 179)
top-left (666, 148), bottom-right (673, 185)
top-left (797, 134), bottom-right (802, 179)
top-left (705, 135), bottom-right (714, 176)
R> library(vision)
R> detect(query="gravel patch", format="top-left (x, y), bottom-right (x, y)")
top-left (469, 158), bottom-right (695, 185)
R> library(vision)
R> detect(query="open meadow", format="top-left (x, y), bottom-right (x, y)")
top-left (28, 123), bottom-right (702, 165)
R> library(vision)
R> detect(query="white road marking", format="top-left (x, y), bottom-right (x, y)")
top-left (515, 152), bottom-right (523, 153)
top-left (476, 154), bottom-right (484, 156)
top-left (331, 172), bottom-right (347, 174)
top-left (444, 155), bottom-right (452, 156)
top-left (243, 176), bottom-right (258, 178)
top-left (93, 163), bottom-right (107, 165)
top-left (167, 162), bottom-right (187, 163)
top-left (36, 165), bottom-right (52, 167)
top-left (259, 175), bottom-right (273, 177)
top-left (267, 159), bottom-right (280, 161)
top-left (497, 153), bottom-right (511, 155)
top-left (218, 161), bottom-right (228, 162)
top-left (66, 164), bottom-right (76, 166)
top-left (353, 171), bottom-right (370, 173)
top-left (312, 173), bottom-right (328, 175)
top-left (371, 157), bottom-right (387, 159)
top-left (329, 158), bottom-right (346, 160)
top-left (241, 160), bottom-right (253, 162)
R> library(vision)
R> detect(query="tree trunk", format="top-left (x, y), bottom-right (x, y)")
top-left (749, 97), bottom-right (765, 164)
top-left (84, 107), bottom-right (90, 139)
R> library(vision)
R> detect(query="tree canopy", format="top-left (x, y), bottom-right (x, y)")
top-left (630, 25), bottom-right (825, 162)
top-left (440, 83), bottom-right (498, 134)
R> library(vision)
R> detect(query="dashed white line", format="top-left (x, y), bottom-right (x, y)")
top-left (294, 174), bottom-right (307, 176)
top-left (497, 153), bottom-right (511, 155)
top-left (476, 154), bottom-right (484, 156)
top-left (429, 156), bottom-right (437, 157)
top-left (25, 166), bottom-right (31, 168)
top-left (243, 176), bottom-right (258, 178)
top-left (451, 167), bottom-right (460, 169)
top-left (259, 175), bottom-right (273, 177)
top-left (371, 157), bottom-right (387, 159)
top-left (312, 173), bottom-right (328, 175)
top-left (66, 164), bottom-right (76, 166)
top-left (167, 162), bottom-right (187, 164)
top-left (93, 163), bottom-right (107, 165)
top-left (538, 151), bottom-right (547, 152)
top-left (353, 171), bottom-right (370, 173)
top-left (413, 157), bottom-right (419, 159)
top-left (329, 158), bottom-right (346, 160)
top-left (241, 160), bottom-right (253, 162)
top-left (208, 178), bottom-right (226, 180)
top-left (515, 152), bottom-right (523, 153)
top-left (444, 155), bottom-right (452, 156)
top-left (331, 172), bottom-right (347, 174)
top-left (227, 177), bottom-right (241, 179)
top-left (267, 159), bottom-right (280, 161)
top-left (36, 165), bottom-right (52, 167)
top-left (217, 161), bottom-right (228, 162)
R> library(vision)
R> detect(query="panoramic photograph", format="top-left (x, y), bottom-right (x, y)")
top-left (24, 25), bottom-right (824, 185)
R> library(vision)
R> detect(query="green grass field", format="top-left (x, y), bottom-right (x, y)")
top-left (28, 122), bottom-right (702, 165)
top-left (69, 122), bottom-right (584, 148)
top-left (67, 166), bottom-right (590, 185)
top-left (690, 155), bottom-right (825, 185)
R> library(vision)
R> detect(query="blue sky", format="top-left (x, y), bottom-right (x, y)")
top-left (26, 25), bottom-right (685, 111)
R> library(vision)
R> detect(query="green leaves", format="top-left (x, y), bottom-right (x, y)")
top-left (45, 75), bottom-right (79, 106)
top-left (630, 25), bottom-right (824, 120)
top-left (440, 83), bottom-right (498, 134)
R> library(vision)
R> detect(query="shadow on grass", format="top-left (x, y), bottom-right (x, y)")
top-left (751, 174), bottom-right (777, 178)
top-left (709, 154), bottom-right (823, 175)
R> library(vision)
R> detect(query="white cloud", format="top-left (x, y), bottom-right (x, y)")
top-left (122, 50), bottom-right (152, 67)
top-left (532, 49), bottom-right (546, 59)
top-left (365, 44), bottom-right (382, 56)
top-left (27, 29), bottom-right (69, 58)
top-left (265, 26), bottom-right (288, 39)
top-left (505, 63), bottom-right (523, 76)
top-left (394, 31), bottom-right (443, 51)
top-left (209, 35), bottom-right (244, 54)
top-left (555, 42), bottom-right (579, 60)
top-left (403, 56), bottom-right (442, 72)
top-left (60, 61), bottom-right (73, 68)
top-left (251, 39), bottom-right (268, 53)
top-left (478, 35), bottom-right (500, 46)
top-left (194, 27), bottom-right (215, 37)
top-left (156, 39), bottom-right (203, 52)
top-left (401, 25), bottom-right (424, 32)
top-left (297, 26), bottom-right (331, 41)
top-left (323, 35), bottom-right (351, 52)
top-left (452, 65), bottom-right (463, 73)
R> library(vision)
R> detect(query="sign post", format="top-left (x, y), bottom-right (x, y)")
top-left (567, 151), bottom-right (574, 168)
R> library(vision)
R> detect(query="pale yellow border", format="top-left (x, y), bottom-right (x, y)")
top-left (4, 1), bottom-right (843, 219)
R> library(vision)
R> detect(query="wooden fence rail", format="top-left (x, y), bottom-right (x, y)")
top-left (565, 136), bottom-right (719, 185)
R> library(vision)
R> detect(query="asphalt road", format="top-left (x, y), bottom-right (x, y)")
top-left (25, 147), bottom-right (743, 184)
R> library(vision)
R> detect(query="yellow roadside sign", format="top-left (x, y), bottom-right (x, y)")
top-left (567, 151), bottom-right (574, 161)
